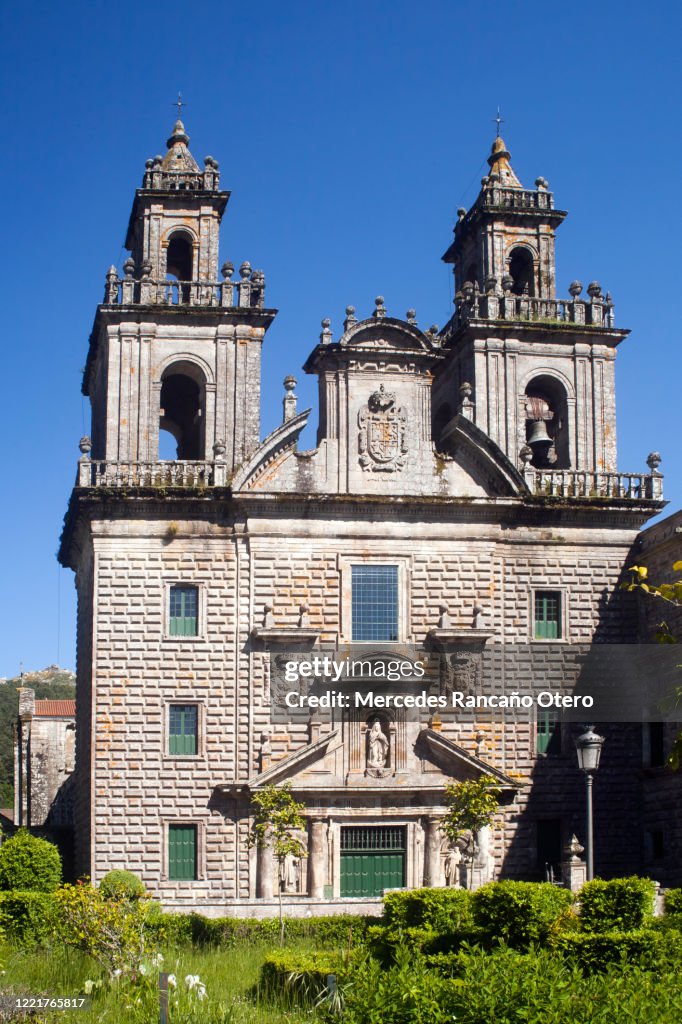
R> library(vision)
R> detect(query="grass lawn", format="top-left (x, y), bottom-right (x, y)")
top-left (0, 941), bottom-right (319, 1023)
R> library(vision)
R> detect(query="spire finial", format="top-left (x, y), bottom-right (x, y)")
top-left (493, 107), bottom-right (504, 138)
top-left (174, 92), bottom-right (186, 119)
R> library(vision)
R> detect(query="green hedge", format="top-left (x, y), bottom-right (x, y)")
top-left (0, 891), bottom-right (57, 946)
top-left (665, 888), bottom-right (682, 916)
top-left (551, 927), bottom-right (682, 974)
top-left (146, 911), bottom-right (370, 949)
top-left (382, 888), bottom-right (473, 931)
top-left (472, 881), bottom-right (573, 948)
top-left (578, 877), bottom-right (655, 932)
top-left (260, 949), bottom-right (348, 1006)
top-left (325, 944), bottom-right (682, 1024)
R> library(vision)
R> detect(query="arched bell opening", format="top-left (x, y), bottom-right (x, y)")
top-left (165, 231), bottom-right (194, 302)
top-left (159, 361), bottom-right (206, 460)
top-left (508, 246), bottom-right (535, 297)
top-left (524, 375), bottom-right (569, 469)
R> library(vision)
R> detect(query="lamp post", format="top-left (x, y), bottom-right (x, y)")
top-left (575, 726), bottom-right (605, 881)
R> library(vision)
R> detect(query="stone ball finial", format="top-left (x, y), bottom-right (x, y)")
top-left (345, 305), bottom-right (355, 316)
top-left (484, 276), bottom-right (497, 294)
top-left (284, 375), bottom-right (297, 392)
top-left (322, 317), bottom-right (331, 328)
top-left (457, 207), bottom-right (467, 220)
top-left (462, 280), bottom-right (474, 300)
top-left (646, 451), bottom-right (662, 472)
top-left (79, 436), bottom-right (92, 456)
top-left (213, 439), bottom-right (226, 459)
top-left (569, 280), bottom-right (583, 298)
top-left (428, 324), bottom-right (439, 336)
top-left (123, 257), bottom-right (135, 278)
top-left (239, 261), bottom-right (252, 279)
top-left (153, 154), bottom-right (163, 167)
top-left (535, 176), bottom-right (548, 189)
top-left (587, 281), bottom-right (602, 298)
top-left (221, 261), bottom-right (234, 279)
top-left (145, 158), bottom-right (154, 170)
top-left (501, 274), bottom-right (514, 293)
top-left (140, 260), bottom-right (152, 279)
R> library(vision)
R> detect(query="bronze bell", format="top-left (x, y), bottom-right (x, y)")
top-left (527, 418), bottom-right (553, 448)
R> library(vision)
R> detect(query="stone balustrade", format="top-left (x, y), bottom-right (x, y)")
top-left (78, 460), bottom-right (227, 488)
top-left (76, 457), bottom-right (663, 501)
top-left (523, 468), bottom-right (663, 501)
top-left (480, 184), bottom-right (554, 211)
top-left (103, 262), bottom-right (266, 309)
top-left (451, 286), bottom-right (615, 330)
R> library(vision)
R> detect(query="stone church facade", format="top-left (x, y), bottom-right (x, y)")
top-left (59, 120), bottom-right (676, 915)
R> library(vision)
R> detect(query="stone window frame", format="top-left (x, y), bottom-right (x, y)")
top-left (162, 579), bottom-right (207, 642)
top-left (161, 817), bottom-right (205, 883)
top-left (163, 700), bottom-right (205, 760)
top-left (529, 585), bottom-right (569, 643)
top-left (337, 554), bottom-right (413, 644)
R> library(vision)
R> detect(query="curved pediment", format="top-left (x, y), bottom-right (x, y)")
top-left (340, 317), bottom-right (439, 354)
top-left (303, 316), bottom-right (442, 374)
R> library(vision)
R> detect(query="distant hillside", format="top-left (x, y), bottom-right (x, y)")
top-left (0, 666), bottom-right (76, 808)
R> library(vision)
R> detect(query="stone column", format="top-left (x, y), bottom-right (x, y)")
top-left (256, 840), bottom-right (274, 899)
top-left (423, 816), bottom-right (442, 887)
top-left (308, 818), bottom-right (327, 899)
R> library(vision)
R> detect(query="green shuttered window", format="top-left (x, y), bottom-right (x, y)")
top-left (537, 711), bottom-right (561, 755)
top-left (169, 705), bottom-right (198, 755)
top-left (169, 585), bottom-right (198, 636)
top-left (168, 824), bottom-right (197, 880)
top-left (534, 591), bottom-right (561, 639)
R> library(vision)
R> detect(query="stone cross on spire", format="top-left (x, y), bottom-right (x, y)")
top-left (174, 92), bottom-right (186, 118)
top-left (492, 107), bottom-right (504, 138)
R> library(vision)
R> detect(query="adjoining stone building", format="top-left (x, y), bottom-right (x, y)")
top-left (58, 119), bottom-right (679, 916)
top-left (13, 690), bottom-right (76, 830)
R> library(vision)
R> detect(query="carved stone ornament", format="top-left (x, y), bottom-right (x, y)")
top-left (358, 384), bottom-right (408, 472)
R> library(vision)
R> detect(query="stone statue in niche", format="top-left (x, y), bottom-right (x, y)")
top-left (365, 718), bottom-right (390, 777)
top-left (280, 852), bottom-right (301, 893)
top-left (358, 384), bottom-right (408, 472)
top-left (443, 843), bottom-right (463, 888)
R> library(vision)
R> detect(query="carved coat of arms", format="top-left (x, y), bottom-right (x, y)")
top-left (358, 384), bottom-right (408, 472)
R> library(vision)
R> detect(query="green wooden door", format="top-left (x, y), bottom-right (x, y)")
top-left (340, 826), bottom-right (405, 897)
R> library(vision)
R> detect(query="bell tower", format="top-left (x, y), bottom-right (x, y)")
top-left (83, 119), bottom-right (275, 472)
top-left (433, 135), bottom-right (626, 475)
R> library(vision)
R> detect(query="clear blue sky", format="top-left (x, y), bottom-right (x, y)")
top-left (1, 0), bottom-right (680, 677)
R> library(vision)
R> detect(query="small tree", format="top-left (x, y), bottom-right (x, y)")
top-left (624, 562), bottom-right (682, 768)
top-left (0, 829), bottom-right (62, 892)
top-left (440, 775), bottom-right (500, 888)
top-left (54, 881), bottom-right (156, 978)
top-left (247, 782), bottom-right (307, 944)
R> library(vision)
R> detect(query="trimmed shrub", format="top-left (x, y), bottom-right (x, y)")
top-left (0, 891), bottom-right (56, 946)
top-left (383, 887), bottom-right (473, 931)
top-left (0, 830), bottom-right (61, 892)
top-left (260, 949), bottom-right (349, 1006)
top-left (578, 876), bottom-right (655, 932)
top-left (665, 888), bottom-right (682, 916)
top-left (99, 869), bottom-right (146, 900)
top-left (472, 881), bottom-right (573, 948)
top-left (551, 927), bottom-right (682, 974)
